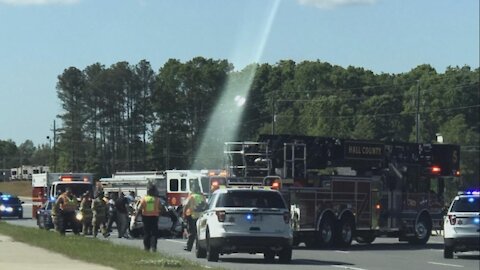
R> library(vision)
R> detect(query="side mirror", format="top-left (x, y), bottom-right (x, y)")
top-left (21, 201), bottom-right (25, 204)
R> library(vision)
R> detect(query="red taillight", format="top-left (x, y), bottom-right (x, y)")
top-left (283, 212), bottom-right (290, 224)
top-left (272, 181), bottom-right (281, 190)
top-left (216, 210), bottom-right (226, 222)
top-left (431, 166), bottom-right (441, 174)
top-left (448, 214), bottom-right (456, 225)
top-left (211, 181), bottom-right (219, 192)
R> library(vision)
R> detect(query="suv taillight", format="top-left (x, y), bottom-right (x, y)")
top-left (448, 214), bottom-right (456, 225)
top-left (283, 212), bottom-right (290, 224)
top-left (216, 210), bottom-right (226, 222)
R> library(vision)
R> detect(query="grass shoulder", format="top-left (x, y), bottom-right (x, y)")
top-left (0, 180), bottom-right (32, 197)
top-left (0, 222), bottom-right (222, 270)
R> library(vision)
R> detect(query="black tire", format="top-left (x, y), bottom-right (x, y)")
top-left (278, 247), bottom-right (292, 264)
top-left (264, 251), bottom-right (275, 262)
top-left (195, 237), bottom-right (207, 258)
top-left (206, 231), bottom-right (219, 262)
top-left (129, 228), bottom-right (142, 238)
top-left (443, 245), bottom-right (454, 259)
top-left (317, 216), bottom-right (335, 248)
top-left (408, 217), bottom-right (431, 245)
top-left (355, 232), bottom-right (376, 244)
top-left (335, 216), bottom-right (354, 248)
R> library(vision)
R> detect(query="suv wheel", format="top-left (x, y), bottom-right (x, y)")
top-left (443, 245), bottom-right (454, 259)
top-left (206, 231), bottom-right (219, 262)
top-left (195, 236), bottom-right (207, 258)
top-left (264, 251), bottom-right (275, 262)
top-left (278, 247), bottom-right (292, 263)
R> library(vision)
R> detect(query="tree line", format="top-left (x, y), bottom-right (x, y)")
top-left (1, 57), bottom-right (478, 187)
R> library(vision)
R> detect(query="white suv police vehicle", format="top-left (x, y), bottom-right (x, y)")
top-left (195, 187), bottom-right (293, 263)
top-left (443, 190), bottom-right (480, 258)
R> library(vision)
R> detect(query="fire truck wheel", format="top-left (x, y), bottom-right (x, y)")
top-left (355, 232), bottom-right (376, 244)
top-left (335, 216), bottom-right (354, 248)
top-left (317, 216), bottom-right (335, 247)
top-left (408, 216), bottom-right (431, 245)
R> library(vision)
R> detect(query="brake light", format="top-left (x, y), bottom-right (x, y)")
top-left (283, 212), bottom-right (290, 224)
top-left (431, 166), bottom-right (441, 174)
top-left (211, 181), bottom-right (219, 192)
top-left (61, 177), bottom-right (72, 182)
top-left (272, 181), bottom-right (280, 190)
top-left (448, 214), bottom-right (456, 225)
top-left (216, 210), bottom-right (226, 222)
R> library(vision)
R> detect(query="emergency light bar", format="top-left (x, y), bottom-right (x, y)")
top-left (457, 190), bottom-right (480, 196)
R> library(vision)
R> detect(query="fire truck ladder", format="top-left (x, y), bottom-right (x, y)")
top-left (224, 142), bottom-right (270, 178)
top-left (282, 141), bottom-right (307, 181)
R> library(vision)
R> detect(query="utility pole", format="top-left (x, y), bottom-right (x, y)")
top-left (271, 91), bottom-right (276, 135)
top-left (415, 81), bottom-right (420, 143)
top-left (52, 120), bottom-right (57, 172)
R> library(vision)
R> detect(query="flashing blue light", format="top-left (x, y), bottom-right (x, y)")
top-left (50, 196), bottom-right (56, 202)
top-left (468, 197), bottom-right (475, 203)
top-left (466, 190), bottom-right (480, 195)
top-left (1, 195), bottom-right (11, 201)
top-left (246, 214), bottom-right (253, 221)
top-left (474, 218), bottom-right (480, 224)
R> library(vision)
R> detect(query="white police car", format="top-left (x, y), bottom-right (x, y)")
top-left (443, 190), bottom-right (480, 258)
top-left (195, 187), bottom-right (293, 263)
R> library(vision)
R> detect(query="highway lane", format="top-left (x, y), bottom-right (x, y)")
top-left (4, 218), bottom-right (479, 270)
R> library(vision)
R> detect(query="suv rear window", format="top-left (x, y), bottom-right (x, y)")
top-left (1, 196), bottom-right (20, 204)
top-left (451, 197), bottom-right (480, 212)
top-left (216, 191), bottom-right (286, 209)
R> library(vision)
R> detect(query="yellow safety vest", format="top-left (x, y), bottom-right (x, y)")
top-left (140, 195), bottom-right (160, 217)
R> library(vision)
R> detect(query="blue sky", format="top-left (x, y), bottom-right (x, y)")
top-left (0, 0), bottom-right (478, 146)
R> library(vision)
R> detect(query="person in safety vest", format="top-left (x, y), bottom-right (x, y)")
top-left (92, 191), bottom-right (110, 238)
top-left (56, 187), bottom-right (79, 235)
top-left (182, 183), bottom-right (207, 251)
top-left (79, 191), bottom-right (93, 236)
top-left (51, 190), bottom-right (63, 232)
top-left (136, 185), bottom-right (163, 252)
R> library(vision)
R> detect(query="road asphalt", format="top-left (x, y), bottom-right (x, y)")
top-left (0, 234), bottom-right (114, 270)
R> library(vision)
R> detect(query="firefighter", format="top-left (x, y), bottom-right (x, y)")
top-left (51, 196), bottom-right (62, 232)
top-left (182, 183), bottom-right (207, 251)
top-left (136, 185), bottom-right (163, 252)
top-left (56, 187), bottom-right (79, 235)
top-left (79, 190), bottom-right (93, 235)
top-left (92, 191), bottom-right (109, 238)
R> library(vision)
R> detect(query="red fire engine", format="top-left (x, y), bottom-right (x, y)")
top-left (224, 135), bottom-right (461, 248)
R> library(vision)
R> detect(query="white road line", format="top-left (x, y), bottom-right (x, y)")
top-left (335, 250), bottom-right (350, 254)
top-left (165, 239), bottom-right (186, 244)
top-left (333, 265), bottom-right (368, 270)
top-left (428, 262), bottom-right (464, 268)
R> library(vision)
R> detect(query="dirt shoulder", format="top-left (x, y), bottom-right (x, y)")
top-left (0, 181), bottom-right (31, 197)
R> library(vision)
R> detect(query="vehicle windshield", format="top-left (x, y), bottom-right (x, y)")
top-left (54, 183), bottom-right (92, 198)
top-left (1, 196), bottom-right (21, 204)
top-left (216, 191), bottom-right (286, 209)
top-left (451, 197), bottom-right (480, 212)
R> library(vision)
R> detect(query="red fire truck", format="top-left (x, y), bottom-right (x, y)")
top-left (224, 135), bottom-right (461, 248)
top-left (31, 172), bottom-right (94, 218)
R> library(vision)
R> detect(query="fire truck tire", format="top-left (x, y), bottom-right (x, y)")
top-left (335, 216), bottom-right (354, 248)
top-left (355, 232), bottom-right (376, 244)
top-left (317, 216), bottom-right (335, 248)
top-left (408, 216), bottom-right (431, 245)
